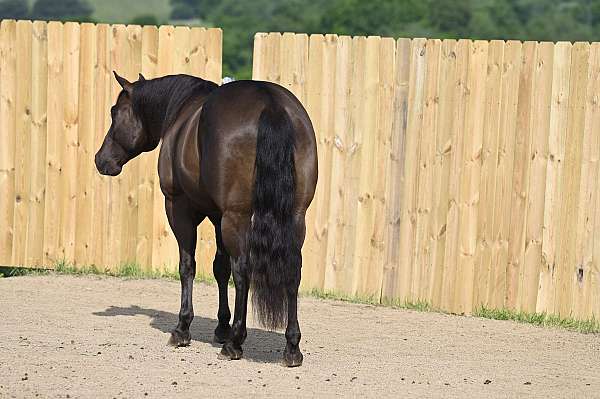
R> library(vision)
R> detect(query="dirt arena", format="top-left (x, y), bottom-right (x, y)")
top-left (0, 275), bottom-right (598, 398)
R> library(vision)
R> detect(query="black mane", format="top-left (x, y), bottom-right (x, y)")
top-left (132, 74), bottom-right (218, 138)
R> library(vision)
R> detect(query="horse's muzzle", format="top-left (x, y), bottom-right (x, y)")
top-left (95, 152), bottom-right (122, 176)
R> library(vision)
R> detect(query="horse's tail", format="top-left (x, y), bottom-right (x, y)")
top-left (247, 92), bottom-right (300, 330)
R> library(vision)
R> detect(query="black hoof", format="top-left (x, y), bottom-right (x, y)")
top-left (167, 330), bottom-right (191, 347)
top-left (213, 324), bottom-right (232, 344)
top-left (219, 342), bottom-right (243, 360)
top-left (283, 350), bottom-right (303, 367)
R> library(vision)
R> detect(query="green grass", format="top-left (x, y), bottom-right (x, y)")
top-left (473, 306), bottom-right (600, 334)
top-left (2, 264), bottom-right (598, 334)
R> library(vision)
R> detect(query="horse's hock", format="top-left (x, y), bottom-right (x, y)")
top-left (1, 19), bottom-right (600, 322)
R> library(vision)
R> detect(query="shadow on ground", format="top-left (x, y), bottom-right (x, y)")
top-left (93, 305), bottom-right (286, 364)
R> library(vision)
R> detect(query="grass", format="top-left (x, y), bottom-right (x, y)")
top-left (2, 263), bottom-right (598, 334)
top-left (473, 306), bottom-right (600, 334)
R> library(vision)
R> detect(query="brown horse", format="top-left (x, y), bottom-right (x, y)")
top-left (95, 72), bottom-right (317, 367)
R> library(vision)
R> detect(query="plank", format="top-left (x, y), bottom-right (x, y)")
top-left (74, 23), bottom-right (96, 267)
top-left (189, 27), bottom-right (207, 78)
top-left (427, 39), bottom-right (458, 309)
top-left (151, 25), bottom-right (178, 272)
top-left (574, 43), bottom-right (600, 320)
top-left (474, 40), bottom-right (504, 309)
top-left (413, 39), bottom-right (441, 303)
top-left (11, 20), bottom-right (32, 267)
top-left (90, 24), bottom-right (112, 270)
top-left (43, 21), bottom-right (64, 266)
top-left (60, 22), bottom-right (80, 264)
top-left (300, 33), bottom-right (326, 291)
top-left (440, 39), bottom-right (470, 313)
top-left (455, 40), bottom-right (488, 314)
top-left (555, 42), bottom-right (589, 317)
top-left (582, 43), bottom-right (600, 319)
top-left (396, 38), bottom-right (427, 303)
top-left (506, 41), bottom-right (536, 310)
top-left (538, 42), bottom-right (572, 314)
top-left (252, 33), bottom-right (267, 80)
top-left (487, 40), bottom-right (522, 310)
top-left (380, 38), bottom-right (412, 301)
top-left (323, 35), bottom-right (352, 292)
top-left (27, 20), bottom-right (48, 267)
top-left (205, 28), bottom-right (222, 83)
top-left (352, 36), bottom-right (381, 297)
top-left (136, 25), bottom-right (159, 271)
top-left (520, 42), bottom-right (553, 313)
top-left (0, 20), bottom-right (17, 266)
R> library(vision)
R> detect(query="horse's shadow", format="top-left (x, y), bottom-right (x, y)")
top-left (92, 305), bottom-right (286, 364)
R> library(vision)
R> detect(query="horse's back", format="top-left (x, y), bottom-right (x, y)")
top-left (199, 80), bottom-right (317, 215)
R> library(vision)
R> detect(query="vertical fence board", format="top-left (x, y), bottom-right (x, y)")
top-left (557, 42), bottom-right (589, 317)
top-left (60, 22), bottom-right (80, 264)
top-left (396, 38), bottom-right (426, 303)
top-left (0, 20), bottom-right (17, 266)
top-left (43, 21), bottom-right (64, 266)
top-left (581, 44), bottom-right (600, 319)
top-left (301, 34), bottom-right (326, 290)
top-left (324, 35), bottom-right (352, 292)
top-left (456, 40), bottom-right (487, 314)
top-left (352, 36), bottom-right (380, 295)
top-left (475, 40), bottom-right (504, 308)
top-left (381, 38), bottom-right (411, 301)
top-left (137, 25), bottom-right (159, 271)
top-left (74, 23), bottom-right (96, 267)
top-left (427, 39), bottom-right (457, 308)
top-left (152, 25), bottom-right (178, 271)
top-left (520, 42), bottom-right (553, 313)
top-left (12, 20), bottom-right (32, 266)
top-left (414, 39), bottom-right (441, 302)
top-left (90, 24), bottom-right (111, 269)
top-left (27, 21), bottom-right (48, 267)
top-left (506, 41), bottom-right (536, 310)
top-left (488, 41), bottom-right (522, 310)
top-left (440, 39), bottom-right (470, 313)
top-left (539, 42), bottom-right (572, 314)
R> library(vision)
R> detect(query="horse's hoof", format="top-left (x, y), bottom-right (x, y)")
top-left (219, 342), bottom-right (243, 360)
top-left (167, 330), bottom-right (191, 347)
top-left (213, 324), bottom-right (232, 344)
top-left (283, 350), bottom-right (303, 367)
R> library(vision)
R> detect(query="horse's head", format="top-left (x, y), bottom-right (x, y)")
top-left (95, 71), bottom-right (153, 176)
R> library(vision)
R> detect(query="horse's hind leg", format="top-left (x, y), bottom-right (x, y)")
top-left (283, 213), bottom-right (307, 367)
top-left (218, 211), bottom-right (250, 360)
top-left (165, 197), bottom-right (203, 347)
top-left (209, 216), bottom-right (232, 344)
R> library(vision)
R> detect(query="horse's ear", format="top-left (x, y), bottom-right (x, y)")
top-left (138, 73), bottom-right (146, 82)
top-left (113, 71), bottom-right (132, 92)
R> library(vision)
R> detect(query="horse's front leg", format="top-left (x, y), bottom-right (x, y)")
top-left (165, 196), bottom-right (203, 347)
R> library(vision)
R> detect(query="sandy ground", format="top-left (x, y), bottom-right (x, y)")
top-left (0, 275), bottom-right (599, 398)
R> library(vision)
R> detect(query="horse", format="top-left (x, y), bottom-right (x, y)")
top-left (94, 72), bottom-right (318, 367)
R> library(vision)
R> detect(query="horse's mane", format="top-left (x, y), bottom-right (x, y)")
top-left (132, 74), bottom-right (218, 137)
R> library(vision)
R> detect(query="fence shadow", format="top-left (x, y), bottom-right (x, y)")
top-left (92, 305), bottom-right (286, 364)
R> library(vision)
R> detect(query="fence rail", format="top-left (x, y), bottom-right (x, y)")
top-left (253, 32), bottom-right (600, 319)
top-left (0, 19), bottom-right (222, 276)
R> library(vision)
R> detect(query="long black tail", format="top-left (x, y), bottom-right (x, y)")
top-left (248, 93), bottom-right (301, 330)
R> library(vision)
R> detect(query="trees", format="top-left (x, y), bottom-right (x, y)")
top-left (0, 0), bottom-right (29, 19)
top-left (31, 0), bottom-right (93, 21)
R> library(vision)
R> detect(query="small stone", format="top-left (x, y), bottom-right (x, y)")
top-left (171, 381), bottom-right (177, 386)
top-left (484, 379), bottom-right (492, 385)
top-left (524, 382), bottom-right (531, 385)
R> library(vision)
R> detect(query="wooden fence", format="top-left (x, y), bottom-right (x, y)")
top-left (0, 20), bottom-right (222, 276)
top-left (253, 32), bottom-right (600, 319)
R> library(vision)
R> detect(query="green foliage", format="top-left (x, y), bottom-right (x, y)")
top-left (31, 0), bottom-right (93, 21)
top-left (0, 0), bottom-right (29, 19)
top-left (129, 14), bottom-right (161, 26)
